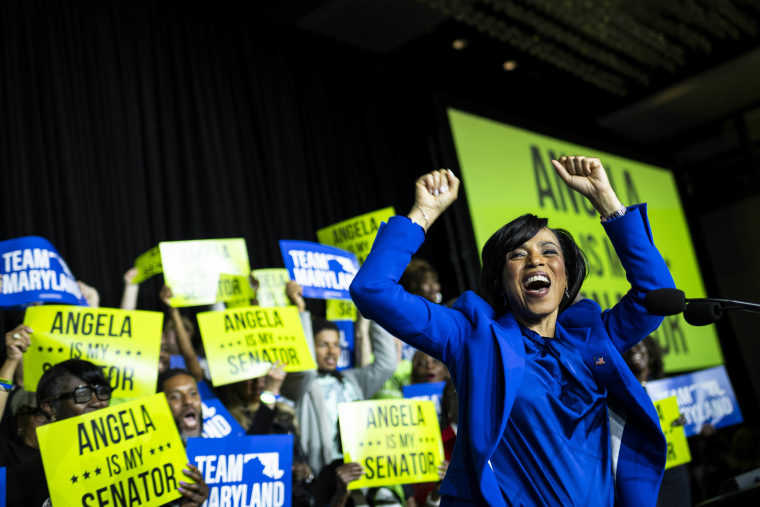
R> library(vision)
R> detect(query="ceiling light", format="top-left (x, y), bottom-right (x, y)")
top-left (502, 60), bottom-right (518, 71)
top-left (452, 39), bottom-right (469, 50)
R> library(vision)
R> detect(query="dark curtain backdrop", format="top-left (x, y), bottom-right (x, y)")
top-left (0, 0), bottom-right (450, 311)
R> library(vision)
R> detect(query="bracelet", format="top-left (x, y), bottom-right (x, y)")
top-left (0, 377), bottom-right (13, 392)
top-left (600, 206), bottom-right (627, 223)
top-left (260, 391), bottom-right (281, 405)
top-left (415, 205), bottom-right (430, 223)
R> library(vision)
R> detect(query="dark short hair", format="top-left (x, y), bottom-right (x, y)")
top-left (399, 258), bottom-right (438, 296)
top-left (37, 359), bottom-right (109, 407)
top-left (157, 368), bottom-right (196, 392)
top-left (479, 213), bottom-right (587, 316)
top-left (312, 317), bottom-right (339, 337)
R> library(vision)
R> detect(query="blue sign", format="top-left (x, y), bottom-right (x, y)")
top-left (403, 381), bottom-right (446, 418)
top-left (334, 320), bottom-right (355, 371)
top-left (187, 434), bottom-right (293, 507)
top-left (197, 380), bottom-right (246, 439)
top-left (645, 365), bottom-right (743, 437)
top-left (279, 240), bottom-right (358, 300)
top-left (0, 236), bottom-right (88, 307)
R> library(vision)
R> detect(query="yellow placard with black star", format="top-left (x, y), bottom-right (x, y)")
top-left (196, 305), bottom-right (316, 387)
top-left (23, 305), bottom-right (163, 400)
top-left (36, 393), bottom-right (189, 507)
top-left (338, 399), bottom-right (444, 489)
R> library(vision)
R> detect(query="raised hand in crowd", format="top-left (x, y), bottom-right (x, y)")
top-left (178, 463), bottom-right (210, 506)
top-left (160, 285), bottom-right (204, 381)
top-left (120, 267), bottom-right (140, 310)
top-left (330, 462), bottom-right (364, 507)
top-left (248, 274), bottom-right (260, 306)
top-left (286, 280), bottom-right (306, 313)
top-left (77, 280), bottom-right (100, 307)
top-left (0, 324), bottom-right (32, 419)
top-left (264, 360), bottom-right (287, 397)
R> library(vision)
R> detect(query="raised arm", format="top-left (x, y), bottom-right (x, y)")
top-left (552, 156), bottom-right (675, 352)
top-left (350, 169), bottom-right (472, 366)
top-left (279, 305), bottom-right (318, 404)
top-left (160, 285), bottom-right (204, 381)
top-left (120, 267), bottom-right (140, 310)
top-left (0, 325), bottom-right (32, 420)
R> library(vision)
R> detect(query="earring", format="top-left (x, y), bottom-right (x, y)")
top-left (564, 287), bottom-right (569, 299)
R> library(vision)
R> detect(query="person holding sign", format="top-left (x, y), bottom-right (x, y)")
top-left (7, 359), bottom-right (208, 506)
top-left (351, 158), bottom-right (676, 506)
top-left (282, 315), bottom-right (397, 477)
top-left (6, 359), bottom-right (115, 505)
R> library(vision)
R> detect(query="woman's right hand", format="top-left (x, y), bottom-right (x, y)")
top-left (408, 169), bottom-right (460, 231)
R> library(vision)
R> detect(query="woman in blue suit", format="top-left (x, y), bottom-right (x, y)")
top-left (350, 157), bottom-right (675, 506)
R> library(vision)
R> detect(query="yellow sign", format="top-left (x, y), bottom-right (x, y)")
top-left (36, 393), bottom-right (188, 507)
top-left (339, 399), bottom-right (443, 489)
top-left (448, 108), bottom-right (723, 372)
top-left (326, 299), bottom-right (357, 321)
top-left (317, 207), bottom-right (395, 264)
top-left (250, 268), bottom-right (290, 307)
top-left (217, 273), bottom-right (253, 308)
top-left (23, 305), bottom-right (163, 400)
top-left (133, 246), bottom-right (163, 284)
top-left (159, 238), bottom-right (250, 307)
top-left (196, 306), bottom-right (316, 386)
top-left (654, 396), bottom-right (692, 469)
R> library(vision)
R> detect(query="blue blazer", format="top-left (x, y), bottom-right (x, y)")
top-left (350, 204), bottom-right (675, 507)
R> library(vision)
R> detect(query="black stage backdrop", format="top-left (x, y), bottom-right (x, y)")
top-left (0, 0), bottom-right (456, 312)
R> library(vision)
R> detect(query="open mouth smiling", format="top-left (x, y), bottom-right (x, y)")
top-left (523, 272), bottom-right (551, 297)
top-left (181, 407), bottom-right (200, 430)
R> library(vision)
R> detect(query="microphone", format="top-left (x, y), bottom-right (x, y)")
top-left (683, 301), bottom-right (722, 326)
top-left (643, 288), bottom-right (685, 316)
top-left (644, 288), bottom-right (760, 326)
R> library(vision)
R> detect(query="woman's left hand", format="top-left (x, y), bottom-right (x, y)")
top-left (552, 156), bottom-right (623, 216)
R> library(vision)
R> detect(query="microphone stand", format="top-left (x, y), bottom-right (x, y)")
top-left (687, 298), bottom-right (760, 314)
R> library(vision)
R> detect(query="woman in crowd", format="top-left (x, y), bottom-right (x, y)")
top-left (351, 157), bottom-right (676, 506)
top-left (6, 359), bottom-right (209, 506)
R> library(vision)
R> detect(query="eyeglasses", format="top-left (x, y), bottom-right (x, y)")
top-left (44, 384), bottom-right (112, 404)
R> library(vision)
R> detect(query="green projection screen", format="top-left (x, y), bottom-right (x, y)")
top-left (448, 108), bottom-right (722, 373)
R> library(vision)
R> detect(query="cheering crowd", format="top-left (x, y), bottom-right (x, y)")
top-left (0, 254), bottom-right (452, 507)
